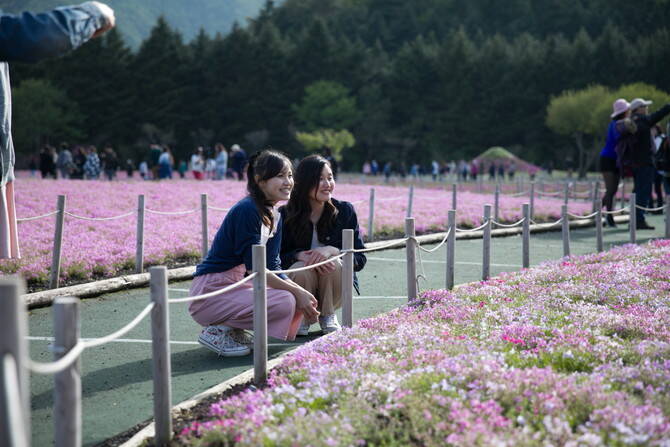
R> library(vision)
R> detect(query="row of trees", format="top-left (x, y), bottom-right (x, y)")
top-left (11, 0), bottom-right (670, 171)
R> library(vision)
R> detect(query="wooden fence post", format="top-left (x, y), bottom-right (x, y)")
top-left (529, 181), bottom-right (535, 219)
top-left (367, 188), bottom-right (375, 242)
top-left (522, 203), bottom-right (530, 268)
top-left (135, 194), bottom-right (145, 274)
top-left (150, 266), bottom-right (172, 446)
top-left (562, 204), bottom-right (570, 257)
top-left (563, 182), bottom-right (569, 205)
top-left (54, 297), bottom-right (81, 447)
top-left (482, 205), bottom-right (491, 280)
top-left (494, 184), bottom-right (500, 223)
top-left (201, 193), bottom-right (209, 259)
top-left (253, 245), bottom-right (268, 384)
top-left (406, 185), bottom-right (414, 218)
top-left (0, 276), bottom-right (29, 447)
top-left (452, 183), bottom-right (457, 210)
top-left (446, 210), bottom-right (456, 290)
top-left (405, 218), bottom-right (417, 302)
top-left (592, 182), bottom-right (600, 213)
top-left (595, 207), bottom-right (603, 252)
top-left (50, 194), bottom-right (66, 289)
top-left (629, 193), bottom-right (636, 244)
top-left (341, 229), bottom-right (354, 328)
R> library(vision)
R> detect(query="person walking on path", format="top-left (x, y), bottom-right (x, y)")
top-left (188, 150), bottom-right (319, 357)
top-left (599, 98), bottom-right (630, 227)
top-left (0, 1), bottom-right (115, 258)
top-left (56, 142), bottom-right (73, 179)
top-left (627, 98), bottom-right (670, 230)
top-left (280, 155), bottom-right (367, 336)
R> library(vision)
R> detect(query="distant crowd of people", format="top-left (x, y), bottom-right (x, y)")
top-left (361, 159), bottom-right (528, 183)
top-left (31, 143), bottom-right (120, 180)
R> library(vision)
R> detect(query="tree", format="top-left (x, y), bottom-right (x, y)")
top-left (546, 85), bottom-right (610, 178)
top-left (295, 129), bottom-right (355, 161)
top-left (12, 79), bottom-right (83, 154)
top-left (292, 80), bottom-right (360, 132)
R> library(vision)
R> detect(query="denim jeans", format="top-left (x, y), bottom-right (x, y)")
top-left (633, 165), bottom-right (655, 224)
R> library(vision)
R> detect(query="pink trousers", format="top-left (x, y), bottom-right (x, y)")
top-left (188, 264), bottom-right (303, 341)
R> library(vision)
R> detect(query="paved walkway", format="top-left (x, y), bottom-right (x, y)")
top-left (26, 214), bottom-right (666, 446)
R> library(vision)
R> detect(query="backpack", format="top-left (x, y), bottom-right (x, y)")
top-left (655, 135), bottom-right (670, 172)
top-left (614, 118), bottom-right (637, 178)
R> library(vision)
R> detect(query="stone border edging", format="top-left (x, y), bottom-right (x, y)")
top-left (23, 215), bottom-right (627, 309)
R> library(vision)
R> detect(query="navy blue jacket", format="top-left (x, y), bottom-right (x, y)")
top-left (195, 197), bottom-right (286, 279)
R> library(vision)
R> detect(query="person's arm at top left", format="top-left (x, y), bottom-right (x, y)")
top-left (649, 104), bottom-right (670, 126)
top-left (0, 1), bottom-right (115, 63)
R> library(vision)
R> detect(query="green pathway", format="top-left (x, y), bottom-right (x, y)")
top-left (27, 214), bottom-right (666, 445)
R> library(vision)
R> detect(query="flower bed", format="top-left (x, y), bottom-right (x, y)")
top-left (4, 178), bottom-right (590, 287)
top-left (179, 240), bottom-right (670, 446)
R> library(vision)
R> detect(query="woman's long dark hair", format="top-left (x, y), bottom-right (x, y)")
top-left (247, 150), bottom-right (291, 229)
top-left (284, 155), bottom-right (339, 247)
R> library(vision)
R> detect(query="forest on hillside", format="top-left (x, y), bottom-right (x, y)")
top-left (10, 0), bottom-right (670, 171)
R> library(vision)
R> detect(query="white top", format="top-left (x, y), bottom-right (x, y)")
top-left (260, 207), bottom-right (280, 246)
top-left (310, 227), bottom-right (324, 249)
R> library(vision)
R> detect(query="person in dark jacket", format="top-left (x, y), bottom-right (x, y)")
top-left (280, 154), bottom-right (366, 336)
top-left (628, 98), bottom-right (670, 230)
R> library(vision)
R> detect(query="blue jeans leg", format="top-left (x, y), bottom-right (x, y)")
top-left (633, 166), bottom-right (655, 224)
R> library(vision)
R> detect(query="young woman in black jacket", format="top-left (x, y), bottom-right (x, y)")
top-left (280, 155), bottom-right (366, 335)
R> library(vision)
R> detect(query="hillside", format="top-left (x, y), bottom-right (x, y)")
top-left (0, 0), bottom-right (272, 47)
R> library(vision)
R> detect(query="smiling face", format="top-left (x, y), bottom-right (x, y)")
top-left (258, 162), bottom-right (293, 204)
top-left (310, 164), bottom-right (335, 205)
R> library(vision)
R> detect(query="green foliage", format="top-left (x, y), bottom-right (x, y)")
top-left (11, 79), bottom-right (83, 154)
top-left (292, 80), bottom-right (360, 132)
top-left (546, 85), bottom-right (611, 137)
top-left (295, 129), bottom-right (355, 160)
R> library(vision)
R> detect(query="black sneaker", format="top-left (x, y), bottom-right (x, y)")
top-left (636, 222), bottom-right (655, 230)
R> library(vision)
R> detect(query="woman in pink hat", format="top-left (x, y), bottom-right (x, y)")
top-left (599, 98), bottom-right (630, 227)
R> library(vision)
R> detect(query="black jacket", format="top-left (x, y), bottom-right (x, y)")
top-left (631, 104), bottom-right (670, 168)
top-left (279, 198), bottom-right (367, 288)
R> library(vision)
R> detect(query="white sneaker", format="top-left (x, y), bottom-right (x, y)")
top-left (319, 314), bottom-right (341, 334)
top-left (197, 325), bottom-right (250, 357)
top-left (297, 319), bottom-right (311, 336)
top-left (229, 329), bottom-right (254, 348)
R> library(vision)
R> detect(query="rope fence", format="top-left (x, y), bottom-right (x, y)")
top-left (64, 210), bottom-right (135, 221)
top-left (3, 192), bottom-right (668, 446)
top-left (16, 210), bottom-right (58, 222)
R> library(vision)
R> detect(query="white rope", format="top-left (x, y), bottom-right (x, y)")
top-left (64, 210), bottom-right (134, 221)
top-left (634, 204), bottom-right (665, 212)
top-left (3, 354), bottom-right (28, 447)
top-left (414, 229), bottom-right (451, 253)
top-left (504, 190), bottom-right (530, 197)
top-left (529, 217), bottom-right (563, 227)
top-left (350, 200), bottom-right (366, 205)
top-left (567, 211), bottom-right (599, 219)
top-left (28, 302), bottom-right (155, 374)
top-left (272, 252), bottom-right (347, 275)
top-left (490, 217), bottom-right (526, 228)
top-left (536, 191), bottom-right (562, 197)
top-left (168, 273), bottom-right (257, 304)
top-left (572, 191), bottom-right (592, 198)
top-left (350, 237), bottom-right (409, 253)
top-left (17, 210), bottom-right (58, 222)
top-left (207, 205), bottom-right (230, 212)
top-left (145, 207), bottom-right (198, 216)
top-left (602, 208), bottom-right (627, 215)
top-left (455, 220), bottom-right (489, 233)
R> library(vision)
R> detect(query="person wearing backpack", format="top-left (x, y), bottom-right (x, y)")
top-left (627, 98), bottom-right (670, 230)
top-left (600, 99), bottom-right (630, 227)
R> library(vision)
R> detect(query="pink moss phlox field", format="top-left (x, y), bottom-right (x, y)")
top-left (179, 240), bottom-right (670, 446)
top-left (5, 178), bottom-right (590, 284)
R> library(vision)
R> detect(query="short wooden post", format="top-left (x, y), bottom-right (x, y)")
top-left (135, 194), bottom-right (145, 273)
top-left (620, 181), bottom-right (626, 210)
top-left (666, 196), bottom-right (670, 238)
top-left (494, 184), bottom-right (500, 223)
top-left (482, 205), bottom-right (491, 280)
top-left (563, 182), bottom-right (570, 205)
top-left (54, 297), bottom-right (81, 447)
top-left (405, 218), bottom-right (417, 301)
top-left (539, 178), bottom-right (544, 193)
top-left (341, 230), bottom-right (354, 328)
top-left (529, 181), bottom-right (535, 219)
top-left (253, 245), bottom-right (268, 384)
top-left (477, 176), bottom-right (483, 194)
top-left (0, 276), bottom-right (30, 447)
top-left (629, 193), bottom-right (636, 244)
top-left (592, 182), bottom-right (600, 213)
top-left (201, 193), bottom-right (209, 259)
top-left (451, 183), bottom-right (457, 210)
top-left (562, 205), bottom-right (570, 257)
top-left (367, 188), bottom-right (375, 242)
top-left (595, 207), bottom-right (603, 252)
top-left (446, 210), bottom-right (456, 290)
top-left (522, 203), bottom-right (530, 268)
top-left (406, 185), bottom-right (414, 218)
top-left (150, 266), bottom-right (172, 445)
top-left (50, 194), bottom-right (66, 289)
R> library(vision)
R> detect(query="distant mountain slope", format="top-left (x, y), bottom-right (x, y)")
top-left (0, 0), bottom-right (271, 47)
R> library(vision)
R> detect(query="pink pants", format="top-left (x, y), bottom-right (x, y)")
top-left (188, 264), bottom-right (303, 341)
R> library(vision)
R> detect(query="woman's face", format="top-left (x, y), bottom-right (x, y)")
top-left (258, 163), bottom-right (293, 204)
top-left (310, 164), bottom-right (335, 204)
